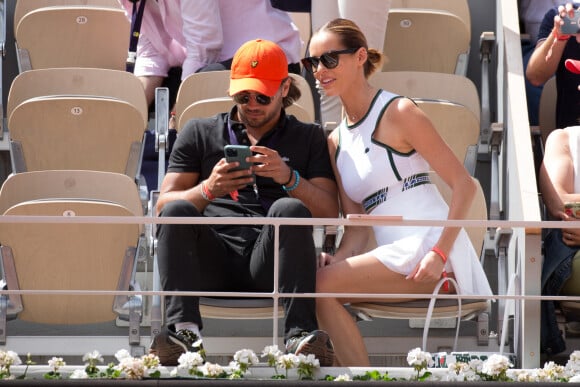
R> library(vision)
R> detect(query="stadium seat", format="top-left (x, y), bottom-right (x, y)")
top-left (382, 9), bottom-right (470, 75)
top-left (14, 3), bottom-right (129, 72)
top-left (0, 170), bottom-right (144, 348)
top-left (7, 68), bottom-right (148, 127)
top-left (8, 96), bottom-right (145, 180)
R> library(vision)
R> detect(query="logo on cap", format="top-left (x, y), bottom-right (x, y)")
top-left (251, 61), bottom-right (258, 68)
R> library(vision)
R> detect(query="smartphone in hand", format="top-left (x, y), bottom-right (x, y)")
top-left (561, 12), bottom-right (580, 35)
top-left (224, 145), bottom-right (254, 184)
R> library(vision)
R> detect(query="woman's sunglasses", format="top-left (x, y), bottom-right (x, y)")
top-left (232, 92), bottom-right (274, 106)
top-left (301, 47), bottom-right (360, 73)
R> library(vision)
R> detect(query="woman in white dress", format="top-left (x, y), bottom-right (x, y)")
top-left (302, 18), bottom-right (493, 366)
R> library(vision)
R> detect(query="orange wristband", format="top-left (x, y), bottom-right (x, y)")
top-left (431, 246), bottom-right (449, 291)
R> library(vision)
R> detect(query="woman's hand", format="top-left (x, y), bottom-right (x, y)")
top-left (406, 250), bottom-right (445, 283)
top-left (560, 211), bottom-right (580, 246)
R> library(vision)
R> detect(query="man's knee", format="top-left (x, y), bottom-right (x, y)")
top-left (159, 199), bottom-right (201, 218)
top-left (269, 197), bottom-right (312, 218)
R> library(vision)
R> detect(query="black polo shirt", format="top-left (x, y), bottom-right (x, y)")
top-left (168, 107), bottom-right (334, 217)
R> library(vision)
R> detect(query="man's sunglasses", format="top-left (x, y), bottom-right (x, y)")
top-left (301, 47), bottom-right (360, 73)
top-left (232, 92), bottom-right (274, 106)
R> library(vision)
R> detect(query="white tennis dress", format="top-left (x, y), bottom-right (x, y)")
top-left (336, 89), bottom-right (492, 296)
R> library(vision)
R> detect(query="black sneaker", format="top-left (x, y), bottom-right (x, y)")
top-left (285, 330), bottom-right (335, 366)
top-left (149, 328), bottom-right (205, 366)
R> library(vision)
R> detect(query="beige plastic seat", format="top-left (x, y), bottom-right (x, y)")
top-left (390, 0), bottom-right (471, 39)
top-left (13, 0), bottom-right (122, 27)
top-left (7, 68), bottom-right (148, 127)
top-left (0, 169), bottom-right (144, 345)
top-left (382, 9), bottom-right (470, 75)
top-left (14, 4), bottom-right (129, 72)
top-left (174, 71), bottom-right (315, 130)
top-left (349, 177), bottom-right (489, 350)
top-left (8, 96), bottom-right (145, 178)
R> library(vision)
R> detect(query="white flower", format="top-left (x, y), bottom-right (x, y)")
top-left (177, 351), bottom-right (205, 370)
top-left (201, 362), bottom-right (224, 378)
top-left (541, 360), bottom-right (567, 381)
top-left (567, 351), bottom-right (580, 375)
top-left (82, 350), bottom-right (104, 364)
top-left (334, 373), bottom-right (352, 381)
top-left (406, 347), bottom-right (433, 368)
top-left (277, 353), bottom-right (300, 370)
top-left (114, 349), bottom-right (132, 362)
top-left (468, 358), bottom-right (484, 373)
top-left (233, 349), bottom-right (259, 367)
top-left (0, 351), bottom-right (21, 368)
top-left (69, 369), bottom-right (89, 379)
top-left (480, 354), bottom-right (512, 377)
top-left (297, 353), bottom-right (320, 368)
top-left (47, 357), bottom-right (66, 372)
top-left (117, 356), bottom-right (146, 380)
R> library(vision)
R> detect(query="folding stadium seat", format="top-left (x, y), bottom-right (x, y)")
top-left (390, 0), bottom-right (471, 36)
top-left (382, 8), bottom-right (470, 75)
top-left (7, 67), bottom-right (148, 126)
top-left (8, 95), bottom-right (145, 179)
top-left (6, 68), bottom-right (148, 182)
top-left (0, 170), bottom-right (145, 350)
top-left (13, 0), bottom-right (129, 72)
top-left (174, 71), bottom-right (316, 130)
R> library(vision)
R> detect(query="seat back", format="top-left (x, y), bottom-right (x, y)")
top-left (0, 200), bottom-right (139, 324)
top-left (0, 170), bottom-right (143, 216)
top-left (13, 0), bottom-right (122, 28)
top-left (15, 6), bottom-right (129, 71)
top-left (174, 71), bottom-right (315, 130)
top-left (390, 0), bottom-right (471, 39)
top-left (539, 76), bottom-right (557, 144)
top-left (8, 96), bottom-right (144, 177)
top-left (382, 9), bottom-right (470, 75)
top-left (7, 68), bottom-right (148, 127)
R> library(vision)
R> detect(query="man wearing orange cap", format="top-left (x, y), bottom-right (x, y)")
top-left (151, 39), bottom-right (338, 367)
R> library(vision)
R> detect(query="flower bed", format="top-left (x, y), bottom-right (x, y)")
top-left (0, 347), bottom-right (579, 382)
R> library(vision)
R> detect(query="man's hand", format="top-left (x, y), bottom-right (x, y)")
top-left (250, 145), bottom-right (293, 185)
top-left (205, 158), bottom-right (254, 198)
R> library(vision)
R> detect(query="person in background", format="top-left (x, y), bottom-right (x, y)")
top-left (526, 2), bottom-right (580, 129)
top-left (151, 39), bottom-right (338, 367)
top-left (538, 125), bottom-right (580, 356)
top-left (303, 18), bottom-right (493, 366)
top-left (519, 0), bottom-right (561, 126)
top-left (119, 0), bottom-right (302, 107)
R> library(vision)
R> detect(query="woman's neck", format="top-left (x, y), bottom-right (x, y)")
top-left (341, 82), bottom-right (377, 124)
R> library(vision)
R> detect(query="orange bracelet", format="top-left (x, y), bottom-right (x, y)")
top-left (200, 181), bottom-right (215, 201)
top-left (431, 246), bottom-right (449, 291)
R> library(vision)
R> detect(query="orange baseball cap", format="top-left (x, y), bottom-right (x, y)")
top-left (229, 39), bottom-right (288, 97)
